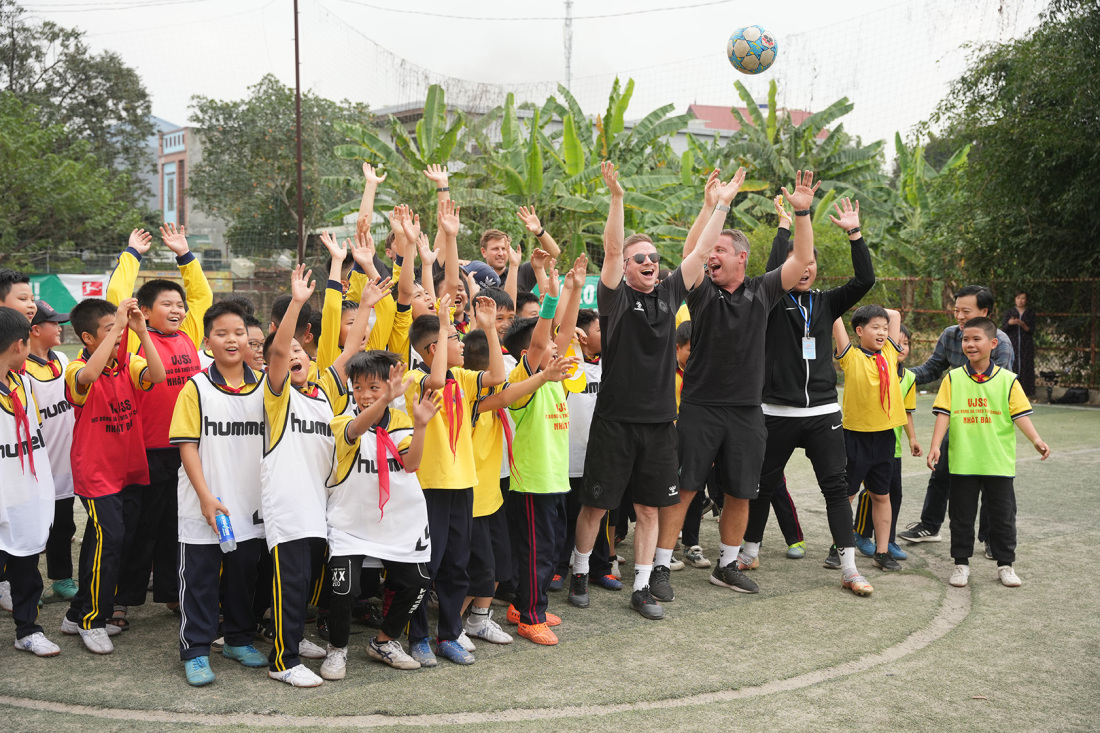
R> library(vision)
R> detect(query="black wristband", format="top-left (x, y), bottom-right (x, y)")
top-left (846, 226), bottom-right (861, 236)
top-left (536, 227), bottom-right (545, 238)
top-left (794, 209), bottom-right (810, 217)
top-left (437, 186), bottom-right (449, 192)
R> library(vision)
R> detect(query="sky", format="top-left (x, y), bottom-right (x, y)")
top-left (20, 0), bottom-right (1048, 151)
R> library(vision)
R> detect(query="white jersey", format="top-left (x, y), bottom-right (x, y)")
top-left (261, 383), bottom-right (334, 549)
top-left (499, 353), bottom-right (518, 479)
top-left (0, 372), bottom-right (55, 556)
top-left (567, 358), bottom-right (602, 477)
top-left (197, 349), bottom-right (215, 371)
top-left (176, 372), bottom-right (266, 545)
top-left (25, 351), bottom-right (74, 499)
top-left (326, 411), bottom-right (429, 563)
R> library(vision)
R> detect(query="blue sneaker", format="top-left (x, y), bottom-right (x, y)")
top-left (888, 542), bottom-right (908, 561)
top-left (408, 638), bottom-right (437, 668)
top-left (184, 656), bottom-right (215, 686)
top-left (436, 638), bottom-right (475, 665)
top-left (548, 574), bottom-right (564, 592)
top-left (854, 534), bottom-right (875, 558)
top-left (222, 644), bottom-right (267, 668)
top-left (592, 573), bottom-right (623, 591)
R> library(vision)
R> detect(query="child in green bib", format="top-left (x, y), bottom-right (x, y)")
top-left (929, 317), bottom-right (1050, 589)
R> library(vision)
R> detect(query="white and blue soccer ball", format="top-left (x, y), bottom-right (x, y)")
top-left (727, 25), bottom-right (778, 75)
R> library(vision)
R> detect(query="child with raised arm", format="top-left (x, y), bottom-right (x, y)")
top-left (322, 354), bottom-right (440, 675)
top-left (0, 307), bottom-right (60, 657)
top-left (929, 317), bottom-right (1050, 588)
top-left (832, 305), bottom-right (906, 579)
top-left (63, 296), bottom-right (166, 653)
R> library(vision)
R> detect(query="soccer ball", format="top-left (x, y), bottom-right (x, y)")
top-left (727, 25), bottom-right (778, 75)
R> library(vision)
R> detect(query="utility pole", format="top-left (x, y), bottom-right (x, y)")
top-left (293, 0), bottom-right (305, 265)
top-left (563, 0), bottom-right (573, 90)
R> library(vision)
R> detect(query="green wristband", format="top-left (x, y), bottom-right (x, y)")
top-left (539, 295), bottom-right (559, 320)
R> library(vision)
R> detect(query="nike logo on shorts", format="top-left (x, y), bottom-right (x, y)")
top-left (831, 424), bottom-right (842, 430)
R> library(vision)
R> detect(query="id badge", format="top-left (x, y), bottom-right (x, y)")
top-left (802, 337), bottom-right (816, 360)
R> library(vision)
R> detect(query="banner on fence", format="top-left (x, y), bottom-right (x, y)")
top-left (29, 274), bottom-right (109, 311)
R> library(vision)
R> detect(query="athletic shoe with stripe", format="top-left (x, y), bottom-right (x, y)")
top-left (61, 616), bottom-right (120, 636)
top-left (823, 545), bottom-right (841, 569)
top-left (369, 637), bottom-right (422, 670)
top-left (518, 622), bottom-right (558, 645)
top-left (408, 638), bottom-right (437, 667)
top-left (464, 610), bottom-right (513, 644)
top-left (735, 553), bottom-right (759, 571)
top-left (320, 644), bottom-right (347, 680)
top-left (269, 663), bottom-right (324, 687)
top-left (842, 572), bottom-right (873, 596)
top-left (436, 639), bottom-right (475, 665)
top-left (184, 656), bottom-right (215, 686)
top-left (592, 573), bottom-right (623, 591)
top-left (15, 632), bottom-right (60, 657)
top-left (898, 522), bottom-right (941, 543)
top-left (786, 541), bottom-right (807, 559)
top-left (506, 604), bottom-right (561, 626)
top-left (684, 545), bottom-right (712, 568)
top-left (299, 638), bottom-right (326, 659)
top-left (709, 564), bottom-right (760, 594)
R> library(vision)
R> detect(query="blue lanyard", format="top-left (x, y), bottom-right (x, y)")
top-left (789, 292), bottom-right (812, 336)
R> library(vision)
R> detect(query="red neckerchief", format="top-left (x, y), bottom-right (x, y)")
top-left (676, 366), bottom-right (684, 396)
top-left (6, 375), bottom-right (37, 479)
top-left (442, 377), bottom-right (463, 459)
top-left (375, 417), bottom-right (406, 518)
top-left (873, 352), bottom-right (892, 414)
top-left (46, 353), bottom-right (60, 378)
top-left (496, 407), bottom-right (519, 480)
top-left (298, 383), bottom-right (320, 398)
top-left (455, 319), bottom-right (469, 335)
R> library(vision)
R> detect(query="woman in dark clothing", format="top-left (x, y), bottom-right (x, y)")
top-left (1002, 290), bottom-right (1036, 396)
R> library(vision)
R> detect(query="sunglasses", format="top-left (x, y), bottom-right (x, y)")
top-left (627, 252), bottom-right (661, 265)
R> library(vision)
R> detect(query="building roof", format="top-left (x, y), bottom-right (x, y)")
top-left (687, 104), bottom-right (828, 139)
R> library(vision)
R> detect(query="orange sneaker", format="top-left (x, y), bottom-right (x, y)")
top-left (506, 604), bottom-right (561, 626)
top-left (842, 572), bottom-right (874, 597)
top-left (517, 622), bottom-right (558, 646)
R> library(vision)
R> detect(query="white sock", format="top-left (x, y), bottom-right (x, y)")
top-left (654, 547), bottom-right (673, 569)
top-left (838, 546), bottom-right (857, 572)
top-left (634, 564), bottom-right (652, 591)
top-left (572, 548), bottom-right (591, 576)
top-left (741, 541), bottom-right (761, 559)
top-left (719, 543), bottom-right (741, 568)
top-left (468, 606), bottom-right (488, 626)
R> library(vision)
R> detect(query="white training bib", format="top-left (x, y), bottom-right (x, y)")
top-left (177, 373), bottom-right (266, 545)
top-left (0, 372), bottom-right (55, 555)
top-left (261, 386), bottom-right (333, 549)
top-left (567, 359), bottom-right (602, 478)
top-left (26, 351), bottom-right (74, 499)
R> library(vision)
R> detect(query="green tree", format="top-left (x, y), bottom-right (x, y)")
top-left (0, 0), bottom-right (154, 206)
top-left (0, 92), bottom-right (143, 269)
top-left (187, 74), bottom-right (370, 257)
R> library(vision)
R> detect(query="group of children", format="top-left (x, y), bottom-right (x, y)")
top-left (0, 163), bottom-right (1051, 686)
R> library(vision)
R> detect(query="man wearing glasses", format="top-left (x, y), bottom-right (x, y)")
top-left (568, 162), bottom-right (737, 620)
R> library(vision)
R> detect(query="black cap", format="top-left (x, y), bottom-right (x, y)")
top-left (31, 299), bottom-right (69, 326)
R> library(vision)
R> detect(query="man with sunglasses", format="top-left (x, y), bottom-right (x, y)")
top-left (568, 162), bottom-right (740, 620)
top-left (651, 171), bottom-right (819, 602)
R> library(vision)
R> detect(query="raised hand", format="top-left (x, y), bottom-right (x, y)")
top-left (291, 263), bottom-right (315, 304)
top-left (569, 254), bottom-right (588, 288)
top-left (128, 228), bottom-right (153, 255)
top-left (508, 241), bottom-right (523, 270)
top-left (703, 169), bottom-right (721, 210)
top-left (473, 296), bottom-right (498, 330)
top-left (601, 161), bottom-right (624, 198)
top-left (413, 388), bottom-right (443, 427)
top-left (363, 162), bottom-right (386, 186)
top-left (530, 247), bottom-right (551, 272)
top-left (423, 164), bottom-right (449, 188)
top-left (437, 199), bottom-right (461, 238)
top-left (516, 205), bottom-right (543, 235)
top-left (773, 194), bottom-right (792, 222)
top-left (114, 297), bottom-right (138, 338)
top-left (319, 230), bottom-right (347, 263)
top-left (542, 355), bottom-right (580, 382)
top-left (781, 170), bottom-right (821, 212)
top-left (716, 167), bottom-right (747, 205)
top-left (401, 209), bottom-right (422, 244)
top-left (437, 292), bottom-right (454, 315)
top-left (384, 363), bottom-right (412, 403)
top-left (828, 197), bottom-right (861, 231)
top-left (126, 299), bottom-right (147, 334)
top-left (361, 276), bottom-right (392, 308)
top-left (159, 223), bottom-right (189, 256)
top-left (350, 233), bottom-right (375, 270)
top-left (416, 233), bottom-right (437, 268)
top-left (388, 205), bottom-right (408, 245)
top-left (547, 263), bottom-right (560, 299)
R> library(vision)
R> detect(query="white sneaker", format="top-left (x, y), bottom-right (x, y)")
top-left (611, 559), bottom-right (621, 579)
top-left (320, 645), bottom-right (347, 681)
top-left (998, 566), bottom-right (1022, 587)
top-left (0, 580), bottom-right (12, 612)
top-left (464, 611), bottom-right (513, 645)
top-left (669, 556), bottom-right (686, 572)
top-left (269, 663), bottom-right (324, 687)
top-left (299, 638), bottom-right (326, 659)
top-left (949, 565), bottom-right (970, 587)
top-left (367, 637), bottom-right (420, 670)
top-left (456, 630), bottom-right (476, 652)
top-left (78, 627), bottom-right (114, 654)
top-left (211, 636), bottom-right (224, 650)
top-left (61, 617), bottom-right (120, 637)
top-left (15, 632), bottom-right (60, 657)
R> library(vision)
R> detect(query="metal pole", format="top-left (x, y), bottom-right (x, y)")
top-left (293, 0), bottom-right (305, 265)
top-left (563, 0), bottom-right (573, 90)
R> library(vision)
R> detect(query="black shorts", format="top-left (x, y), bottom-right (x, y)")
top-left (678, 403), bottom-right (767, 500)
top-left (844, 428), bottom-right (895, 496)
top-left (581, 416), bottom-right (679, 510)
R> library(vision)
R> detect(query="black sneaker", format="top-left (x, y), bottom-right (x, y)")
top-left (649, 566), bottom-right (675, 602)
top-left (494, 585), bottom-right (516, 605)
top-left (709, 564), bottom-right (759, 594)
top-left (897, 522), bottom-right (942, 543)
top-left (823, 545), bottom-right (841, 569)
top-left (630, 588), bottom-right (665, 620)
top-left (568, 572), bottom-right (590, 609)
top-left (873, 552), bottom-right (902, 571)
top-left (352, 601), bottom-right (383, 628)
top-left (316, 615), bottom-right (329, 641)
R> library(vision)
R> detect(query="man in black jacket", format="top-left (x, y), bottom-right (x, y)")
top-left (739, 195), bottom-right (878, 596)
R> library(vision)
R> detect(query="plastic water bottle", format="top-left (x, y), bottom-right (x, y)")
top-left (214, 498), bottom-right (236, 553)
